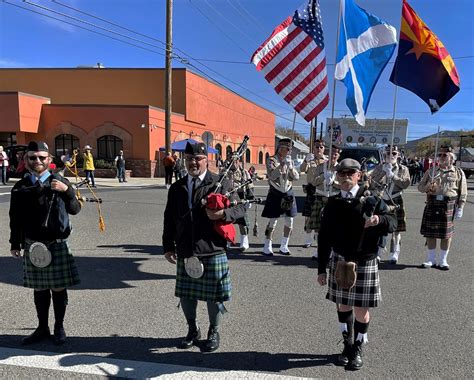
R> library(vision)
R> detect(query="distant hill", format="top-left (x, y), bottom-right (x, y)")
top-left (404, 130), bottom-right (474, 155)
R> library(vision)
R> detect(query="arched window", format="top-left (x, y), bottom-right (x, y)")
top-left (215, 143), bottom-right (222, 159)
top-left (245, 148), bottom-right (251, 163)
top-left (226, 145), bottom-right (233, 160)
top-left (202, 131), bottom-right (214, 149)
top-left (259, 151), bottom-right (264, 164)
top-left (55, 134), bottom-right (79, 157)
top-left (265, 152), bottom-right (270, 163)
top-left (97, 135), bottom-right (123, 160)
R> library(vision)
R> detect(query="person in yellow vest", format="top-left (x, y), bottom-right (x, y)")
top-left (82, 145), bottom-right (96, 188)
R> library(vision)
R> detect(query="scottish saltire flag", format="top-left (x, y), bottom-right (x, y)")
top-left (335, 0), bottom-right (397, 126)
top-left (390, 0), bottom-right (460, 113)
top-left (251, 0), bottom-right (329, 122)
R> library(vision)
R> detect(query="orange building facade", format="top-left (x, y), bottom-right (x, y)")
top-left (0, 68), bottom-right (275, 177)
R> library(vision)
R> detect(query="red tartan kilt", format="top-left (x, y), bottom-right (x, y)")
top-left (420, 196), bottom-right (456, 239)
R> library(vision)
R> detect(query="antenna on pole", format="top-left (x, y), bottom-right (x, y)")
top-left (164, 0), bottom-right (173, 155)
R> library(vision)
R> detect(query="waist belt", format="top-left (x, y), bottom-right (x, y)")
top-left (427, 195), bottom-right (457, 202)
top-left (25, 238), bottom-right (68, 246)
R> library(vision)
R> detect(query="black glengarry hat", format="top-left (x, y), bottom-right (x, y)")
top-left (185, 141), bottom-right (207, 155)
top-left (27, 141), bottom-right (49, 153)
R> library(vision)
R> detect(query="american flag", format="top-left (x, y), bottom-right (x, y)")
top-left (251, 0), bottom-right (329, 122)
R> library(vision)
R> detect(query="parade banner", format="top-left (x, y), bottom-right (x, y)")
top-left (326, 118), bottom-right (408, 145)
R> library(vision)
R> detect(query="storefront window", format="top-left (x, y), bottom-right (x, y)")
top-left (97, 135), bottom-right (123, 160)
top-left (55, 134), bottom-right (79, 157)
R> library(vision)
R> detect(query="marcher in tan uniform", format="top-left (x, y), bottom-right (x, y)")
top-left (418, 146), bottom-right (467, 270)
top-left (370, 145), bottom-right (410, 264)
top-left (301, 142), bottom-right (341, 259)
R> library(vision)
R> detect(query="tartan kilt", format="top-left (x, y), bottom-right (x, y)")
top-left (326, 253), bottom-right (381, 308)
top-left (420, 196), bottom-right (456, 239)
top-left (23, 240), bottom-right (80, 289)
top-left (302, 193), bottom-right (316, 217)
top-left (393, 195), bottom-right (406, 232)
top-left (262, 186), bottom-right (297, 218)
top-left (305, 196), bottom-right (327, 232)
top-left (176, 253), bottom-right (231, 302)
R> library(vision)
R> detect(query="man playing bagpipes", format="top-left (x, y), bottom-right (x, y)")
top-left (261, 138), bottom-right (299, 256)
top-left (369, 145), bottom-right (410, 264)
top-left (301, 142), bottom-right (341, 260)
top-left (9, 141), bottom-right (82, 346)
top-left (418, 146), bottom-right (467, 270)
top-left (162, 142), bottom-right (246, 352)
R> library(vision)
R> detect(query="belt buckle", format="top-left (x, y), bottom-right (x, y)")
top-left (435, 195), bottom-right (444, 201)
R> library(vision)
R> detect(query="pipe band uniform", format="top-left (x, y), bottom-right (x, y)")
top-left (261, 138), bottom-right (299, 256)
top-left (369, 145), bottom-right (410, 264)
top-left (417, 146), bottom-right (467, 270)
top-left (162, 141), bottom-right (246, 353)
top-left (9, 141), bottom-right (82, 346)
top-left (300, 140), bottom-right (341, 260)
top-left (317, 158), bottom-right (397, 370)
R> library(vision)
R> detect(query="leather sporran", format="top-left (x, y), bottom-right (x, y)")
top-left (280, 195), bottom-right (294, 211)
top-left (184, 257), bottom-right (204, 279)
top-left (334, 259), bottom-right (357, 290)
top-left (28, 242), bottom-right (52, 268)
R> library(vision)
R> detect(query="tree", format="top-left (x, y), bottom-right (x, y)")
top-left (275, 124), bottom-right (310, 145)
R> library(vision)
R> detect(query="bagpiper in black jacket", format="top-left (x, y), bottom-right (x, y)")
top-left (317, 187), bottom-right (397, 275)
top-left (162, 171), bottom-right (246, 258)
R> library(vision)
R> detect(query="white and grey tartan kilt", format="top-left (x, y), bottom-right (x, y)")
top-left (420, 196), bottom-right (456, 239)
top-left (326, 253), bottom-right (381, 308)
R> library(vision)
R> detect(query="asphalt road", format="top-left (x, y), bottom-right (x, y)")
top-left (0, 177), bottom-right (473, 379)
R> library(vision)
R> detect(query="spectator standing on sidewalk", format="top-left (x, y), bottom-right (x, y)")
top-left (163, 152), bottom-right (175, 189)
top-left (82, 145), bottom-right (96, 188)
top-left (0, 145), bottom-right (8, 185)
top-left (114, 150), bottom-right (127, 183)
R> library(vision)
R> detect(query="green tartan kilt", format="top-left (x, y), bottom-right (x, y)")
top-left (304, 196), bottom-right (327, 232)
top-left (176, 253), bottom-right (231, 302)
top-left (23, 240), bottom-right (80, 289)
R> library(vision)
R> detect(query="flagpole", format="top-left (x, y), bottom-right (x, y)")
top-left (431, 125), bottom-right (441, 181)
top-left (328, 0), bottom-right (343, 169)
top-left (388, 85), bottom-right (399, 158)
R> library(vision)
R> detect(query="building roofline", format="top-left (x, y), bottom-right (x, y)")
top-left (43, 103), bottom-right (186, 117)
top-left (0, 91), bottom-right (51, 100)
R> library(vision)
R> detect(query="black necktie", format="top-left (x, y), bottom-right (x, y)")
top-left (192, 177), bottom-right (198, 201)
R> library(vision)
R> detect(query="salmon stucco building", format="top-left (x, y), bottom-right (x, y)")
top-left (0, 68), bottom-right (275, 177)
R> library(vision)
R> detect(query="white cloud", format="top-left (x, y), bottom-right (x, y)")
top-left (27, 0), bottom-right (79, 33)
top-left (0, 59), bottom-right (29, 67)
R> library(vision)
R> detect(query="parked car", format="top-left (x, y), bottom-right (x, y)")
top-left (339, 146), bottom-right (384, 173)
top-left (5, 144), bottom-right (28, 180)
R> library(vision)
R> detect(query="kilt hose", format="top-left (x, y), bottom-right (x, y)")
top-left (304, 195), bottom-right (327, 232)
top-left (262, 186), bottom-right (297, 218)
top-left (391, 195), bottom-right (406, 232)
top-left (420, 196), bottom-right (456, 239)
top-left (326, 253), bottom-right (381, 308)
top-left (176, 253), bottom-right (231, 302)
top-left (23, 240), bottom-right (80, 289)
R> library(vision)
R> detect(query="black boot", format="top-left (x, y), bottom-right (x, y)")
top-left (337, 331), bottom-right (352, 366)
top-left (22, 290), bottom-right (51, 345)
top-left (203, 325), bottom-right (220, 353)
top-left (178, 320), bottom-right (201, 349)
top-left (52, 290), bottom-right (68, 345)
top-left (347, 340), bottom-right (363, 370)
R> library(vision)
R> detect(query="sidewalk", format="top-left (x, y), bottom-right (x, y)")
top-left (86, 176), bottom-right (166, 188)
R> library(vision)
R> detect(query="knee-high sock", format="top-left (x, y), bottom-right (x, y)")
top-left (354, 319), bottom-right (369, 344)
top-left (337, 310), bottom-right (353, 340)
top-left (34, 289), bottom-right (51, 329)
top-left (180, 298), bottom-right (198, 327)
top-left (207, 302), bottom-right (223, 331)
top-left (52, 289), bottom-right (68, 330)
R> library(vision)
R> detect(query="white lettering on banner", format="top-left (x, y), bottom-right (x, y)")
top-left (326, 118), bottom-right (408, 145)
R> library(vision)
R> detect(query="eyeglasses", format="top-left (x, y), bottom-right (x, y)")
top-left (27, 155), bottom-right (49, 162)
top-left (337, 170), bottom-right (357, 177)
top-left (185, 155), bottom-right (207, 162)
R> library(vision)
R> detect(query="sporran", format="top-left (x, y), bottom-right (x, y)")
top-left (280, 195), bottom-right (294, 211)
top-left (28, 242), bottom-right (52, 268)
top-left (184, 256), bottom-right (204, 279)
top-left (335, 259), bottom-right (357, 290)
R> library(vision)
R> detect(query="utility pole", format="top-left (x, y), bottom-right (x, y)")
top-left (164, 0), bottom-right (173, 154)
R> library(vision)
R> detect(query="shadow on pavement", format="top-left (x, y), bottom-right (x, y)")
top-left (0, 334), bottom-right (338, 376)
top-left (97, 244), bottom-right (163, 255)
top-left (0, 256), bottom-right (174, 290)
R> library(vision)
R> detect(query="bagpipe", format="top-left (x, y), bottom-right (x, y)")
top-left (191, 136), bottom-right (255, 243)
top-left (59, 149), bottom-right (106, 231)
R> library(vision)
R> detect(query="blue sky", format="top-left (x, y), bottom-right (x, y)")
top-left (0, 0), bottom-right (473, 141)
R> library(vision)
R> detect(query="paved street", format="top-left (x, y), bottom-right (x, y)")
top-left (0, 176), bottom-right (473, 379)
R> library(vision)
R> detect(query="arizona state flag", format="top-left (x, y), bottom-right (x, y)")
top-left (390, 0), bottom-right (460, 113)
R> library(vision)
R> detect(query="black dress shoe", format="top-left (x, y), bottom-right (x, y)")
top-left (178, 327), bottom-right (201, 349)
top-left (439, 265), bottom-right (450, 271)
top-left (279, 250), bottom-right (291, 256)
top-left (337, 339), bottom-right (352, 366)
top-left (22, 327), bottom-right (51, 345)
top-left (347, 342), bottom-right (363, 370)
top-left (53, 327), bottom-right (67, 345)
top-left (202, 327), bottom-right (220, 352)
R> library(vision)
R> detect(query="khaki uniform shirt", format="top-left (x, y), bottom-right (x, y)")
top-left (418, 166), bottom-right (467, 207)
top-left (267, 154), bottom-right (299, 193)
top-left (370, 163), bottom-right (411, 199)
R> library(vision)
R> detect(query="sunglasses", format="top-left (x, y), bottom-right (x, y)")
top-left (27, 155), bottom-right (49, 162)
top-left (385, 152), bottom-right (398, 156)
top-left (185, 155), bottom-right (207, 162)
